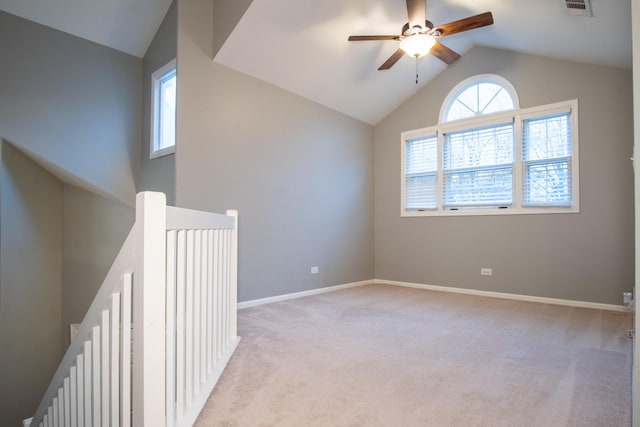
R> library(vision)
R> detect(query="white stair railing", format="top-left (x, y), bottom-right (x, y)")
top-left (29, 192), bottom-right (240, 427)
top-left (164, 205), bottom-right (239, 427)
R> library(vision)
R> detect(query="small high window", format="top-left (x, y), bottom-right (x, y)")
top-left (150, 59), bottom-right (176, 159)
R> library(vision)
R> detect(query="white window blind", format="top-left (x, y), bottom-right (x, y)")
top-left (522, 112), bottom-right (572, 206)
top-left (405, 135), bottom-right (438, 210)
top-left (443, 123), bottom-right (514, 208)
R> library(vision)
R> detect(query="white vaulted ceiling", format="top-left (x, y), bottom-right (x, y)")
top-left (215, 0), bottom-right (632, 124)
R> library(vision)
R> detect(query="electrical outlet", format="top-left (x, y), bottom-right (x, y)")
top-left (627, 329), bottom-right (634, 339)
top-left (311, 266), bottom-right (319, 274)
top-left (481, 268), bottom-right (493, 276)
top-left (623, 292), bottom-right (634, 307)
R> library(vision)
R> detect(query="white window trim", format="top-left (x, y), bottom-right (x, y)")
top-left (150, 58), bottom-right (176, 159)
top-left (401, 99), bottom-right (580, 217)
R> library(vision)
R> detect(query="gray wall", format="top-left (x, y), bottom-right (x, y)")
top-left (62, 185), bottom-right (134, 349)
top-left (0, 11), bottom-right (141, 205)
top-left (0, 11), bottom-right (143, 421)
top-left (212, 0), bottom-right (253, 57)
top-left (0, 142), bottom-right (63, 427)
top-left (0, 142), bottom-right (135, 425)
top-left (176, 0), bottom-right (374, 302)
top-left (140, 1), bottom-right (177, 205)
top-left (375, 46), bottom-right (634, 305)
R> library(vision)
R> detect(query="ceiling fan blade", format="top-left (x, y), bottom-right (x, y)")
top-left (431, 12), bottom-right (494, 37)
top-left (348, 35), bottom-right (400, 41)
top-left (379, 49), bottom-right (405, 70)
top-left (406, 0), bottom-right (426, 30)
top-left (430, 42), bottom-right (461, 65)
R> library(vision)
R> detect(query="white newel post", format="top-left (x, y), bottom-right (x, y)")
top-left (133, 192), bottom-right (167, 426)
top-left (226, 209), bottom-right (238, 339)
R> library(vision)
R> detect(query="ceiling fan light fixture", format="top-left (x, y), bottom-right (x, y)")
top-left (399, 33), bottom-right (435, 57)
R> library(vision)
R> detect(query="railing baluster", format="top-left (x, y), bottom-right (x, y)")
top-left (218, 229), bottom-right (223, 352)
top-left (217, 231), bottom-right (224, 357)
top-left (222, 229), bottom-right (229, 348)
top-left (101, 310), bottom-right (110, 427)
top-left (92, 326), bottom-right (101, 427)
top-left (193, 230), bottom-right (201, 395)
top-left (52, 397), bottom-right (58, 427)
top-left (64, 378), bottom-right (71, 427)
top-left (57, 389), bottom-right (63, 427)
top-left (228, 227), bottom-right (232, 341)
top-left (200, 230), bottom-right (207, 385)
top-left (211, 230), bottom-right (220, 368)
top-left (175, 230), bottom-right (187, 419)
top-left (185, 230), bottom-right (194, 407)
top-left (111, 294), bottom-right (120, 427)
top-left (165, 230), bottom-right (177, 427)
top-left (121, 275), bottom-right (132, 427)
top-left (227, 210), bottom-right (239, 340)
top-left (223, 226), bottom-right (226, 350)
top-left (77, 354), bottom-right (84, 427)
top-left (70, 367), bottom-right (77, 427)
top-left (83, 341), bottom-right (91, 426)
top-left (207, 229), bottom-right (214, 374)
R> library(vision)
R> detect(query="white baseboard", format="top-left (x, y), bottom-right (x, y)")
top-left (237, 280), bottom-right (373, 309)
top-left (375, 279), bottom-right (631, 312)
top-left (236, 278), bottom-right (631, 313)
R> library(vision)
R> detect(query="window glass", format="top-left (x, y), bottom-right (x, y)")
top-left (158, 71), bottom-right (176, 152)
top-left (523, 113), bottom-right (573, 206)
top-left (443, 76), bottom-right (516, 122)
top-left (151, 59), bottom-right (177, 158)
top-left (443, 123), bottom-right (514, 208)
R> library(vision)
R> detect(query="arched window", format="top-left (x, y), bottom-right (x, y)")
top-left (440, 74), bottom-right (519, 123)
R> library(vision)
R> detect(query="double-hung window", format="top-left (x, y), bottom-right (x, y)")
top-left (443, 121), bottom-right (514, 209)
top-left (402, 75), bottom-right (578, 216)
top-left (150, 59), bottom-right (177, 159)
top-left (405, 134), bottom-right (438, 209)
top-left (522, 110), bottom-right (574, 207)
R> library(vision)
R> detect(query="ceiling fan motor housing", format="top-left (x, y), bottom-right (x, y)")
top-left (402, 20), bottom-right (434, 37)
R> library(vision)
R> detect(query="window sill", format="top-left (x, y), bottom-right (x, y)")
top-left (150, 146), bottom-right (175, 159)
top-left (401, 206), bottom-right (580, 217)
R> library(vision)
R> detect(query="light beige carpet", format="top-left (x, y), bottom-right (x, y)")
top-left (195, 284), bottom-right (632, 426)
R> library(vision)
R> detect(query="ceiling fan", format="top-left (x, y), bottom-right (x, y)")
top-left (348, 0), bottom-right (494, 71)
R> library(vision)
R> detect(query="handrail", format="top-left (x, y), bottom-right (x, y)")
top-left (166, 205), bottom-right (234, 230)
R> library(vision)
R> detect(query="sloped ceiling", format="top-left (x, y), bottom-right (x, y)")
top-left (0, 0), bottom-right (632, 124)
top-left (215, 0), bottom-right (632, 124)
top-left (0, 0), bottom-right (172, 57)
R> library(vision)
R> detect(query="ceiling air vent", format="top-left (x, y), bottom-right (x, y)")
top-left (564, 0), bottom-right (593, 17)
